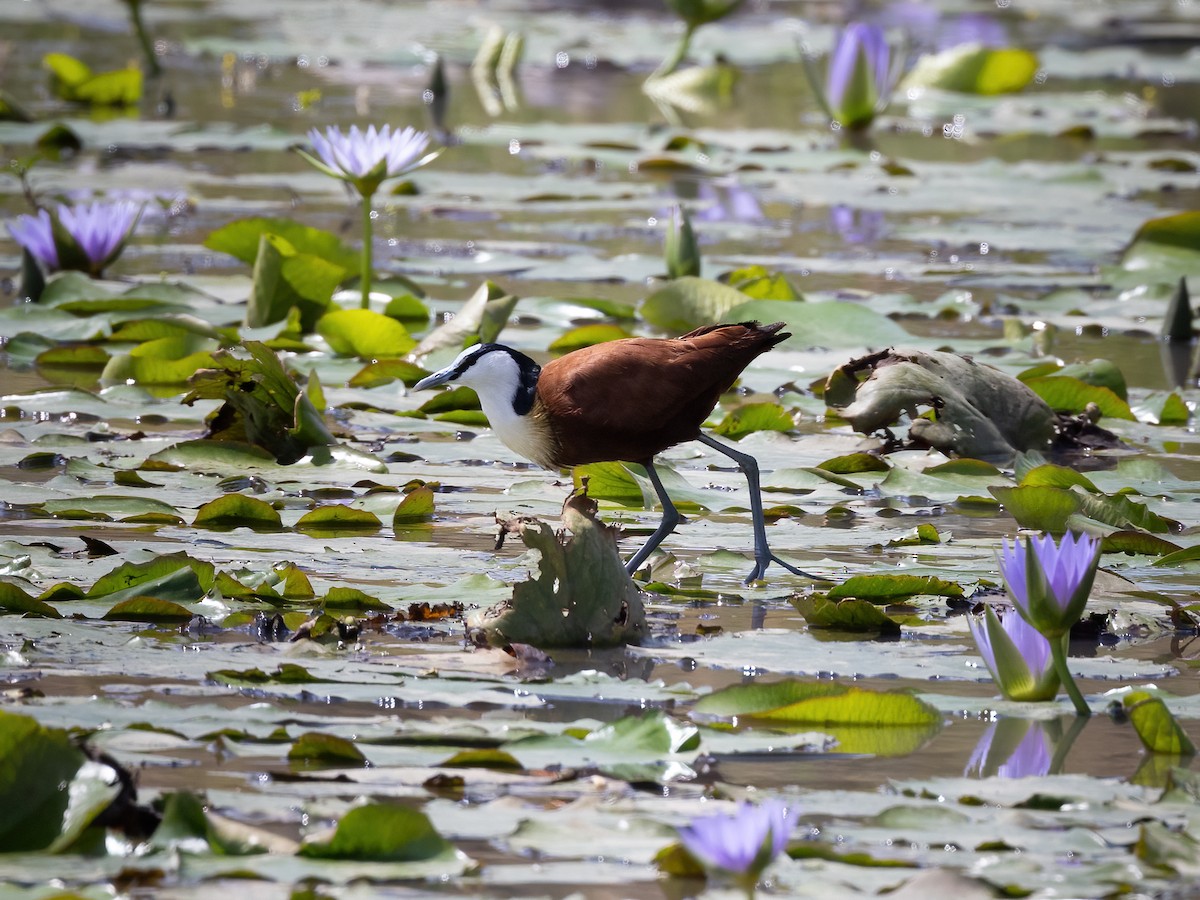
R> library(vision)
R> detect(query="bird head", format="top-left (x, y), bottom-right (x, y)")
top-left (414, 343), bottom-right (540, 415)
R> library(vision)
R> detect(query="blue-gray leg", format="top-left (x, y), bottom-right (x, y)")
top-left (696, 433), bottom-right (822, 584)
top-left (624, 460), bottom-right (681, 577)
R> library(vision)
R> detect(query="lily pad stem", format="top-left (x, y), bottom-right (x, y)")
top-left (1050, 638), bottom-right (1090, 718)
top-left (360, 196), bottom-right (373, 309)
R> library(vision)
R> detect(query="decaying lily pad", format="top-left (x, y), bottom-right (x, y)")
top-left (466, 493), bottom-right (646, 649)
top-left (825, 349), bottom-right (1057, 462)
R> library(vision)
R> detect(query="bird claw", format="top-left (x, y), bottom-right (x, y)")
top-left (744, 553), bottom-right (826, 585)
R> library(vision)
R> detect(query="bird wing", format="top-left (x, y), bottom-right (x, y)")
top-left (539, 324), bottom-right (781, 431)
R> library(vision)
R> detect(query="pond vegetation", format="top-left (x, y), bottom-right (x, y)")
top-left (1, 0), bottom-right (1200, 896)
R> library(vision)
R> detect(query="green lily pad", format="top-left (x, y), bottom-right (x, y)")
top-left (299, 804), bottom-right (454, 862)
top-left (295, 505), bottom-right (382, 533)
top-left (826, 574), bottom-right (963, 602)
top-left (1024, 376), bottom-right (1134, 420)
top-left (289, 732), bottom-right (366, 764)
top-left (193, 495), bottom-right (283, 530)
top-left (548, 323), bottom-right (632, 352)
top-left (317, 309), bottom-right (416, 358)
top-left (1124, 691), bottom-right (1196, 755)
top-left (792, 596), bottom-right (901, 635)
top-left (393, 486), bottom-right (435, 525)
top-left (903, 45), bottom-right (1039, 95)
top-left (711, 401), bottom-right (794, 440)
top-left (102, 597), bottom-right (195, 623)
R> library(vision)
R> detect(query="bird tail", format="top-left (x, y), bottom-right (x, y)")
top-left (678, 320), bottom-right (791, 348)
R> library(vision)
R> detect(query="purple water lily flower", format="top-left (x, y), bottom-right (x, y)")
top-left (300, 123), bottom-right (438, 310)
top-left (823, 22), bottom-right (891, 129)
top-left (678, 799), bottom-right (796, 879)
top-left (305, 124), bottom-right (433, 197)
top-left (968, 603), bottom-right (1059, 702)
top-left (7, 208), bottom-right (59, 270)
top-left (58, 201), bottom-right (141, 271)
top-left (999, 531), bottom-right (1100, 638)
top-left (874, 4), bottom-right (1008, 53)
top-left (8, 201), bottom-right (140, 277)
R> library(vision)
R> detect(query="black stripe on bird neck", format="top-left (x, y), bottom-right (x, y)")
top-left (509, 349), bottom-right (540, 416)
top-left (458, 344), bottom-right (540, 416)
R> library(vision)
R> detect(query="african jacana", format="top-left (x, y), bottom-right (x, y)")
top-left (414, 321), bottom-right (815, 583)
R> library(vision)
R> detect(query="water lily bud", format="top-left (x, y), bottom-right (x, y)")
top-left (825, 22), bottom-right (891, 129)
top-left (665, 204), bottom-right (700, 279)
top-left (968, 603), bottom-right (1061, 702)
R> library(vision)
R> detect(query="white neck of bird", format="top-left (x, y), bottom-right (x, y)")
top-left (451, 351), bottom-right (553, 468)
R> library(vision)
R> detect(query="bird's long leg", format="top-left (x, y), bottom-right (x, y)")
top-left (624, 459), bottom-right (681, 577)
top-left (696, 433), bottom-right (825, 584)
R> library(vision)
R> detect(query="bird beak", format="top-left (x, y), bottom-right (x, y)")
top-left (413, 367), bottom-right (457, 391)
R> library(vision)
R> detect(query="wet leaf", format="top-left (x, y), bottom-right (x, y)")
top-left (1124, 691), bottom-right (1196, 756)
top-left (439, 748), bottom-right (523, 770)
top-left (990, 485), bottom-right (1079, 533)
top-left (349, 358), bottom-right (428, 388)
top-left (101, 334), bottom-right (220, 386)
top-left (295, 505), bottom-right (382, 533)
top-left (289, 732), bottom-right (366, 764)
top-left (1121, 210), bottom-right (1200, 276)
top-left (393, 486), bottom-right (435, 525)
top-left (206, 217), bottom-right (359, 273)
top-left (1019, 463), bottom-right (1098, 492)
top-left (711, 401), bottom-right (794, 440)
top-left (246, 234), bottom-right (344, 331)
top-left (1024, 376), bottom-right (1134, 420)
top-left (640, 276), bottom-right (753, 332)
top-left (692, 681), bottom-right (942, 754)
top-left (572, 461), bottom-right (646, 507)
top-left (548, 323), bottom-right (631, 352)
top-left (88, 553), bottom-right (214, 599)
top-left (321, 587), bottom-right (391, 611)
top-left (827, 574), bottom-right (963, 602)
top-left (903, 45), bottom-right (1038, 94)
top-left (827, 349), bottom-right (1056, 461)
top-left (207, 664), bottom-right (324, 685)
top-left (413, 281), bottom-right (517, 357)
top-left (467, 494), bottom-right (646, 648)
top-left (0, 582), bottom-right (62, 618)
top-left (193, 495), bottom-right (283, 530)
top-left (317, 309), bottom-right (416, 358)
top-left (723, 265), bottom-right (803, 301)
top-left (818, 452), bottom-right (889, 475)
top-left (102, 597), bottom-right (195, 623)
top-left (0, 710), bottom-right (90, 851)
top-left (298, 804), bottom-right (454, 861)
top-left (793, 596), bottom-right (901, 635)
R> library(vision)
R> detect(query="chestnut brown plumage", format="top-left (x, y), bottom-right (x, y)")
top-left (535, 322), bottom-right (787, 466)
top-left (414, 321), bottom-right (817, 582)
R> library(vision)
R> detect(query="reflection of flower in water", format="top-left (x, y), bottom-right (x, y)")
top-left (65, 188), bottom-right (190, 221)
top-left (687, 178), bottom-right (765, 224)
top-left (829, 204), bottom-right (886, 244)
top-left (966, 718), bottom-right (1053, 779)
top-left (873, 4), bottom-right (1009, 52)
